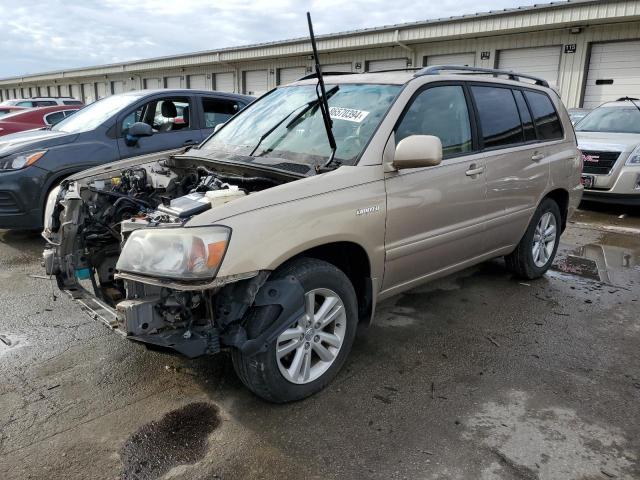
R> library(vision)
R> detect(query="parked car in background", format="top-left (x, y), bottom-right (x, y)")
top-left (0, 106), bottom-right (27, 118)
top-left (0, 106), bottom-right (80, 136)
top-left (0, 97), bottom-right (84, 107)
top-left (42, 67), bottom-right (582, 402)
top-left (568, 108), bottom-right (591, 125)
top-left (575, 97), bottom-right (640, 205)
top-left (0, 89), bottom-right (252, 230)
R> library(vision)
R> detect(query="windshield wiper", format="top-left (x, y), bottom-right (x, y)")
top-left (248, 85), bottom-right (339, 157)
top-left (620, 96), bottom-right (640, 114)
top-left (307, 12), bottom-right (340, 174)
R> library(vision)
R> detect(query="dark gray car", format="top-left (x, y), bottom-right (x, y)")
top-left (0, 89), bottom-right (252, 229)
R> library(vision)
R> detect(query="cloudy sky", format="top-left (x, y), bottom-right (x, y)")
top-left (0, 0), bottom-right (544, 78)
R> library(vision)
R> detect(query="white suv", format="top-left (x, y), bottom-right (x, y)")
top-left (0, 97), bottom-right (84, 107)
top-left (576, 97), bottom-right (640, 205)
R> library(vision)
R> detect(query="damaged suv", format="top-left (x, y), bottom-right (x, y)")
top-left (43, 66), bottom-right (582, 402)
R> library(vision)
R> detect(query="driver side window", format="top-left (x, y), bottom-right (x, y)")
top-left (121, 96), bottom-right (192, 135)
top-left (395, 85), bottom-right (473, 158)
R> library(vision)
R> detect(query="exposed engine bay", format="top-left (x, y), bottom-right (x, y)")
top-left (43, 155), bottom-right (304, 357)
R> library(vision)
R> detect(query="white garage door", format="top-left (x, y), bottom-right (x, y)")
top-left (82, 83), bottom-right (95, 103)
top-left (111, 81), bottom-right (125, 94)
top-left (583, 40), bottom-right (640, 109)
top-left (96, 82), bottom-right (108, 99)
top-left (278, 67), bottom-right (306, 86)
top-left (59, 85), bottom-right (70, 97)
top-left (165, 76), bottom-right (182, 89)
top-left (324, 63), bottom-right (352, 73)
top-left (215, 73), bottom-right (235, 92)
top-left (498, 46), bottom-right (561, 87)
top-left (425, 52), bottom-right (476, 67)
top-left (188, 74), bottom-right (207, 89)
top-left (38, 86), bottom-right (47, 96)
top-left (367, 58), bottom-right (408, 72)
top-left (244, 70), bottom-right (268, 95)
top-left (144, 77), bottom-right (161, 89)
top-left (71, 85), bottom-right (81, 101)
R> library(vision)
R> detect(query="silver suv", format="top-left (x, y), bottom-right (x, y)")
top-left (43, 66), bottom-right (582, 402)
top-left (0, 97), bottom-right (84, 107)
top-left (575, 98), bottom-right (640, 205)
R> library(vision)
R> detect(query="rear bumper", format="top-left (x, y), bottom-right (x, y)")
top-left (581, 191), bottom-right (640, 206)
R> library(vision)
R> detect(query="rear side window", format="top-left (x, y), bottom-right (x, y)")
top-left (471, 86), bottom-right (522, 149)
top-left (512, 90), bottom-right (536, 142)
top-left (63, 100), bottom-right (83, 105)
top-left (44, 111), bottom-right (67, 125)
top-left (202, 98), bottom-right (243, 128)
top-left (16, 101), bottom-right (34, 107)
top-left (34, 101), bottom-right (57, 107)
top-left (524, 91), bottom-right (563, 140)
top-left (396, 85), bottom-right (472, 157)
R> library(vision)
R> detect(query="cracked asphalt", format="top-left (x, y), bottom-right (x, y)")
top-left (1, 202), bottom-right (639, 480)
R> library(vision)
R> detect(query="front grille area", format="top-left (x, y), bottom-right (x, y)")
top-left (581, 150), bottom-right (621, 175)
top-left (0, 191), bottom-right (21, 214)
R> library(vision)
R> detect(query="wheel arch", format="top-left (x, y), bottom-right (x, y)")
top-left (542, 188), bottom-right (569, 232)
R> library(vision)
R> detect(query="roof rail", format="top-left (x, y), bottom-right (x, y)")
top-left (414, 65), bottom-right (549, 88)
top-left (297, 71), bottom-right (355, 81)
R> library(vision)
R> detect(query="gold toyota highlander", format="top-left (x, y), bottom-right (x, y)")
top-left (42, 66), bottom-right (582, 402)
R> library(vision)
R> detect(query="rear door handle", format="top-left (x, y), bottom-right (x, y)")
top-left (531, 153), bottom-right (545, 162)
top-left (183, 139), bottom-right (198, 146)
top-left (465, 164), bottom-right (484, 177)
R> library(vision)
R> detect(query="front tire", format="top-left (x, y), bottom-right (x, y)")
top-left (232, 257), bottom-right (358, 403)
top-left (505, 198), bottom-right (561, 279)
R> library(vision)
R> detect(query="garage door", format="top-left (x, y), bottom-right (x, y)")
top-left (244, 70), bottom-right (268, 95)
top-left (583, 40), bottom-right (640, 108)
top-left (367, 58), bottom-right (408, 72)
top-left (498, 46), bottom-right (561, 87)
top-left (165, 76), bottom-right (182, 89)
top-left (188, 74), bottom-right (207, 89)
top-left (96, 82), bottom-right (108, 99)
top-left (82, 83), bottom-right (95, 103)
top-left (425, 52), bottom-right (476, 67)
top-left (144, 78), bottom-right (161, 89)
top-left (278, 67), bottom-right (306, 86)
top-left (59, 85), bottom-right (70, 97)
top-left (111, 81), bottom-right (125, 94)
top-left (215, 73), bottom-right (235, 92)
top-left (38, 86), bottom-right (47, 96)
top-left (323, 63), bottom-right (352, 73)
top-left (71, 85), bottom-right (81, 101)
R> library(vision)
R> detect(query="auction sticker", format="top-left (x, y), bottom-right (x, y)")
top-left (329, 107), bottom-right (369, 123)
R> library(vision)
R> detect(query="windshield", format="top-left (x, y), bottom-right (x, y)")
top-left (576, 106), bottom-right (640, 134)
top-left (52, 94), bottom-right (142, 133)
top-left (199, 83), bottom-right (401, 168)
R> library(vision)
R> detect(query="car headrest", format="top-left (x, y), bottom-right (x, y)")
top-left (182, 105), bottom-right (189, 126)
top-left (161, 101), bottom-right (177, 118)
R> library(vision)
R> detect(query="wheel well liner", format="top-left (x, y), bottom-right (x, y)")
top-left (291, 242), bottom-right (373, 324)
top-left (544, 188), bottom-right (569, 231)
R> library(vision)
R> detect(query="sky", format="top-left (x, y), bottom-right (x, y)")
top-left (0, 0), bottom-right (547, 78)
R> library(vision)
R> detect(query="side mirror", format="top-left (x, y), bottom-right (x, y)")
top-left (393, 135), bottom-right (443, 170)
top-left (125, 122), bottom-right (153, 146)
top-left (213, 123), bottom-right (224, 133)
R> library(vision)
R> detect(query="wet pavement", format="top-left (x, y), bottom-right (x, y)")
top-left (0, 203), bottom-right (639, 480)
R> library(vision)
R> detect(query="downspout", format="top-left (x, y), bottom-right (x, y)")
top-left (393, 29), bottom-right (416, 68)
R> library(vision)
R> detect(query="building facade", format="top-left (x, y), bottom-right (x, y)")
top-left (1, 0), bottom-right (640, 109)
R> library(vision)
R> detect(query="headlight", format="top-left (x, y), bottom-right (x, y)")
top-left (0, 150), bottom-right (47, 170)
top-left (116, 226), bottom-right (231, 280)
top-left (626, 145), bottom-right (640, 165)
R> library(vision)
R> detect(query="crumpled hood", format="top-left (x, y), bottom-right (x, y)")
top-left (576, 131), bottom-right (640, 153)
top-left (0, 129), bottom-right (79, 157)
top-left (186, 164), bottom-right (381, 227)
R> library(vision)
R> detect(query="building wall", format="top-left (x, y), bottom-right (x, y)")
top-left (2, 18), bottom-right (639, 108)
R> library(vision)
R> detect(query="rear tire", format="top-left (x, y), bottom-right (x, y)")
top-left (505, 198), bottom-right (561, 280)
top-left (232, 257), bottom-right (358, 403)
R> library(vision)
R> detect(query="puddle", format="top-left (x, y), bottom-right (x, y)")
top-left (553, 232), bottom-right (640, 287)
top-left (120, 402), bottom-right (220, 480)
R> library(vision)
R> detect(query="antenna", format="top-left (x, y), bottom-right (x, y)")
top-left (306, 12), bottom-right (338, 170)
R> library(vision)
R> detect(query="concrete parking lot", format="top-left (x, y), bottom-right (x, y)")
top-left (1, 203), bottom-right (638, 480)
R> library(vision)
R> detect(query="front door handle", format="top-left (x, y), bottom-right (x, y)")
top-left (531, 153), bottom-right (545, 162)
top-left (465, 164), bottom-right (484, 177)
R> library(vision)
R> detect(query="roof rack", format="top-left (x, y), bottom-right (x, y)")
top-left (297, 71), bottom-right (355, 81)
top-left (414, 65), bottom-right (549, 88)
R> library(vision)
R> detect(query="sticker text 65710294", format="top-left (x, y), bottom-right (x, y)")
top-left (329, 107), bottom-right (369, 123)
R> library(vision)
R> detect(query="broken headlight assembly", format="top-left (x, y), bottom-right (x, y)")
top-left (116, 226), bottom-right (231, 280)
